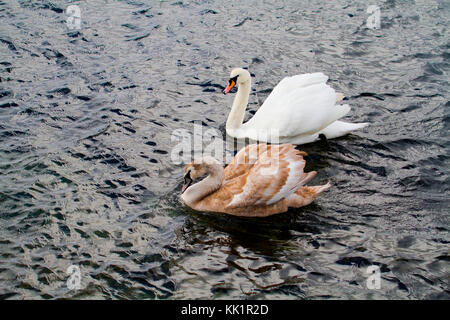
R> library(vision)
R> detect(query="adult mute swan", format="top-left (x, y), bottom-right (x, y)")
top-left (222, 68), bottom-right (369, 145)
top-left (180, 143), bottom-right (330, 217)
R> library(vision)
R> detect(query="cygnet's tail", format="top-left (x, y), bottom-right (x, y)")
top-left (288, 182), bottom-right (331, 208)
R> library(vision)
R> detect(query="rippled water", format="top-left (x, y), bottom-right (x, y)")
top-left (0, 0), bottom-right (449, 300)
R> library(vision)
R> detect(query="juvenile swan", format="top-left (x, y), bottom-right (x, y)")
top-left (222, 68), bottom-right (369, 145)
top-left (180, 144), bottom-right (330, 217)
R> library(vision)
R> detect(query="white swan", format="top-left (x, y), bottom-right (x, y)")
top-left (222, 68), bottom-right (369, 145)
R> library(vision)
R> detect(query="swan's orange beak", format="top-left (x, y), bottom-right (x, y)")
top-left (223, 79), bottom-right (236, 94)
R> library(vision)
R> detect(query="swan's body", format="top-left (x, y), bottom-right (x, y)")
top-left (223, 68), bottom-right (369, 145)
top-left (180, 144), bottom-right (330, 217)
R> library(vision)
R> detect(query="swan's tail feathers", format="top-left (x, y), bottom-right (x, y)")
top-left (348, 122), bottom-right (369, 130)
top-left (288, 182), bottom-right (331, 207)
top-left (319, 120), bottom-right (369, 139)
top-left (333, 104), bottom-right (352, 120)
top-left (335, 92), bottom-right (345, 102)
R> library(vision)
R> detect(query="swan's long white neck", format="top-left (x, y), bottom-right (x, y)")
top-left (181, 165), bottom-right (224, 206)
top-left (226, 79), bottom-right (251, 131)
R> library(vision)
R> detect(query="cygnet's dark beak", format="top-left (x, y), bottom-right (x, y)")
top-left (181, 171), bottom-right (193, 194)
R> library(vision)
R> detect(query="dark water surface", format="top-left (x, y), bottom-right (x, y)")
top-left (0, 0), bottom-right (449, 299)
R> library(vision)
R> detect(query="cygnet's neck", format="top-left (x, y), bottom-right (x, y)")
top-left (181, 163), bottom-right (224, 206)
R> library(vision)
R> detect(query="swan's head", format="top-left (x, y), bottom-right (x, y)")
top-left (223, 68), bottom-right (251, 94)
top-left (181, 156), bottom-right (222, 193)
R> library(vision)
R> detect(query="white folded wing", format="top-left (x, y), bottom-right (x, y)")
top-left (242, 73), bottom-right (351, 138)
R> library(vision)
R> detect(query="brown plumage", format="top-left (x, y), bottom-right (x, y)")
top-left (180, 144), bottom-right (330, 217)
